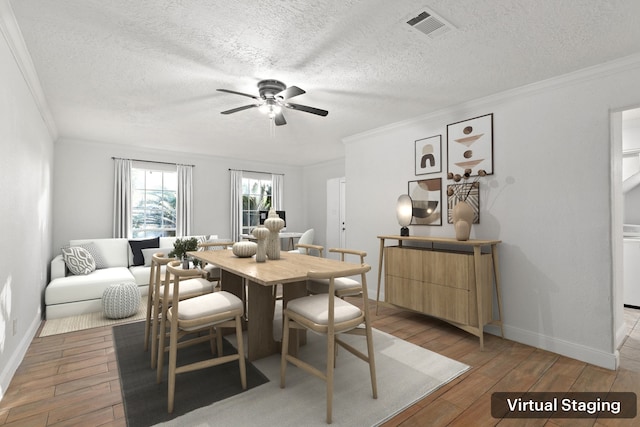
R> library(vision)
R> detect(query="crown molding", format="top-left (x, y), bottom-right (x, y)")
top-left (344, 52), bottom-right (640, 144)
top-left (0, 0), bottom-right (58, 140)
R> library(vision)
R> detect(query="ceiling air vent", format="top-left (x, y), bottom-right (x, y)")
top-left (406, 8), bottom-right (454, 39)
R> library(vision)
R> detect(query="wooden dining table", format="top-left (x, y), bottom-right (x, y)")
top-left (188, 249), bottom-right (361, 361)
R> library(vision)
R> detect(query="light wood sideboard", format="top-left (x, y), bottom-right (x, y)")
top-left (376, 235), bottom-right (504, 349)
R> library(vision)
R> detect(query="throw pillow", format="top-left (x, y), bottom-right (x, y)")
top-left (128, 237), bottom-right (160, 266)
top-left (62, 242), bottom-right (108, 269)
top-left (62, 246), bottom-right (96, 275)
top-left (141, 247), bottom-right (174, 267)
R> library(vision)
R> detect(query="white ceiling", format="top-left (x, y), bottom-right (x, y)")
top-left (10, 0), bottom-right (640, 166)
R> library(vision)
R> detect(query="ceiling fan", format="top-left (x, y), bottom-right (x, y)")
top-left (217, 79), bottom-right (328, 126)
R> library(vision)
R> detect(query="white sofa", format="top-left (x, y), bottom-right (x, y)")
top-left (46, 236), bottom-right (216, 319)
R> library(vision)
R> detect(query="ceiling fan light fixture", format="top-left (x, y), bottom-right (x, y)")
top-left (218, 79), bottom-right (328, 125)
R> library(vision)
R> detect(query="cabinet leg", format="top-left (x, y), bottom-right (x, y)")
top-left (376, 238), bottom-right (385, 315)
top-left (473, 246), bottom-right (485, 350)
top-left (492, 244), bottom-right (505, 338)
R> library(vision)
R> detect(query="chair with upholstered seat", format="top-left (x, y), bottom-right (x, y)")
top-left (158, 260), bottom-right (247, 413)
top-left (306, 248), bottom-right (366, 298)
top-left (144, 252), bottom-right (174, 369)
top-left (288, 228), bottom-right (314, 253)
top-left (280, 263), bottom-right (377, 424)
top-left (196, 240), bottom-right (233, 285)
top-left (295, 243), bottom-right (324, 257)
top-left (152, 254), bottom-right (215, 371)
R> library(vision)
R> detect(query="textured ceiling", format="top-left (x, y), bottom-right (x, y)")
top-left (10, 0), bottom-right (640, 166)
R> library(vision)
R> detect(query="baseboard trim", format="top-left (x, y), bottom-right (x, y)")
top-left (0, 314), bottom-right (41, 401)
top-left (485, 324), bottom-right (619, 370)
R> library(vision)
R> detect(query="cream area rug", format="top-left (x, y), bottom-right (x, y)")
top-left (39, 299), bottom-right (148, 337)
top-left (156, 328), bottom-right (470, 427)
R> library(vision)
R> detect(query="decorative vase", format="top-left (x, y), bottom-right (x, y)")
top-left (452, 200), bottom-right (474, 241)
top-left (182, 256), bottom-right (189, 269)
top-left (232, 241), bottom-right (258, 258)
top-left (252, 226), bottom-right (270, 262)
top-left (264, 209), bottom-right (285, 260)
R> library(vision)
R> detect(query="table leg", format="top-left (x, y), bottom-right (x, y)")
top-left (246, 280), bottom-right (278, 361)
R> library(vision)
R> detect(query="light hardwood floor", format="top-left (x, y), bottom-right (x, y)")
top-left (1, 303), bottom-right (640, 426)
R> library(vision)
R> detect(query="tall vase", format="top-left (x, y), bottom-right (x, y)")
top-left (252, 226), bottom-right (270, 263)
top-left (264, 209), bottom-right (285, 259)
top-left (452, 200), bottom-right (474, 241)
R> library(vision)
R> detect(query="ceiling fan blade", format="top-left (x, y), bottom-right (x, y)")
top-left (220, 104), bottom-right (259, 114)
top-left (274, 111), bottom-right (287, 126)
top-left (286, 103), bottom-right (329, 117)
top-left (217, 89), bottom-right (260, 99)
top-left (276, 85), bottom-right (305, 100)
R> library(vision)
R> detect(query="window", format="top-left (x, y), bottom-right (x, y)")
top-left (132, 167), bottom-right (177, 238)
top-left (242, 176), bottom-right (272, 234)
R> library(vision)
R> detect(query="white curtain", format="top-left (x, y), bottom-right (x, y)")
top-left (230, 169), bottom-right (243, 242)
top-left (272, 173), bottom-right (283, 210)
top-left (176, 164), bottom-right (193, 237)
top-left (113, 158), bottom-right (132, 238)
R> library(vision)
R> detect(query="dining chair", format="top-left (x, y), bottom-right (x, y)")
top-left (295, 243), bottom-right (324, 257)
top-left (288, 228), bottom-right (314, 253)
top-left (306, 248), bottom-right (366, 298)
top-left (144, 252), bottom-right (173, 369)
top-left (280, 263), bottom-right (377, 424)
top-left (197, 239), bottom-right (234, 285)
top-left (158, 260), bottom-right (247, 413)
top-left (152, 255), bottom-right (215, 371)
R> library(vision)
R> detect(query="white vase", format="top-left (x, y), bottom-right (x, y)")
top-left (252, 226), bottom-right (270, 263)
top-left (452, 200), bottom-right (474, 241)
top-left (264, 209), bottom-right (285, 259)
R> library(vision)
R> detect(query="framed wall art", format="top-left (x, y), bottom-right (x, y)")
top-left (415, 135), bottom-right (441, 175)
top-left (408, 178), bottom-right (442, 226)
top-left (447, 182), bottom-right (480, 224)
top-left (447, 113), bottom-right (493, 177)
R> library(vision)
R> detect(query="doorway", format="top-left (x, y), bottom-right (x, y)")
top-left (613, 106), bottom-right (640, 354)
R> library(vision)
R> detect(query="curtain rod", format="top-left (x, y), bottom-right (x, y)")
top-left (229, 168), bottom-right (284, 176)
top-left (112, 157), bottom-right (195, 167)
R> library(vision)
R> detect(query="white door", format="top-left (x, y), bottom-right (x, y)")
top-left (339, 178), bottom-right (346, 247)
top-left (326, 177), bottom-right (346, 257)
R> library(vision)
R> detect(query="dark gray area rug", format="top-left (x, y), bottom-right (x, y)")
top-left (113, 321), bottom-right (268, 427)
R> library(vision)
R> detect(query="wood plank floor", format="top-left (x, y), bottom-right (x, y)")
top-left (1, 303), bottom-right (639, 426)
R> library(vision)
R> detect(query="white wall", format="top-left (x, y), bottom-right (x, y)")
top-left (52, 139), bottom-right (306, 251)
top-left (345, 56), bottom-right (640, 369)
top-left (0, 8), bottom-right (54, 398)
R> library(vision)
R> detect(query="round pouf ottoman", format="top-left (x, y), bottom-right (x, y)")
top-left (102, 282), bottom-right (141, 319)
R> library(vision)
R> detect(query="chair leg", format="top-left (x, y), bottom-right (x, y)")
top-left (280, 313), bottom-right (290, 388)
top-left (365, 322), bottom-right (378, 399)
top-left (150, 298), bottom-right (162, 369)
top-left (326, 332), bottom-right (335, 424)
top-left (144, 286), bottom-right (153, 351)
top-left (156, 303), bottom-right (168, 383)
top-left (236, 315), bottom-right (247, 389)
top-left (167, 312), bottom-right (179, 413)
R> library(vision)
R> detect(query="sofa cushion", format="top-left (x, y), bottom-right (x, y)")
top-left (61, 246), bottom-right (96, 275)
top-left (70, 238), bottom-right (129, 268)
top-left (141, 247), bottom-right (174, 267)
top-left (128, 237), bottom-right (160, 266)
top-left (129, 264), bottom-right (168, 286)
top-left (45, 267), bottom-right (135, 305)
